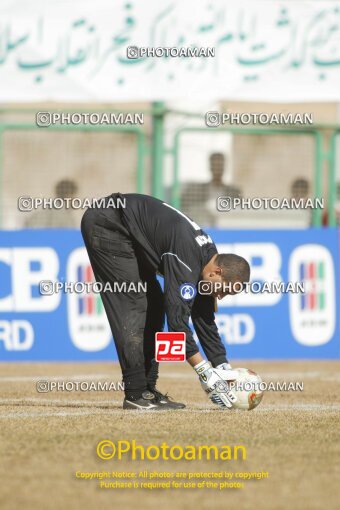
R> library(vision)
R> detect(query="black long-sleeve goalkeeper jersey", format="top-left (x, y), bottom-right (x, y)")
top-left (115, 192), bottom-right (228, 367)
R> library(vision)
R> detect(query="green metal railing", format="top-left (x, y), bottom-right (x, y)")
top-left (147, 105), bottom-right (339, 227)
top-left (171, 126), bottom-right (325, 227)
top-left (0, 109), bottom-right (339, 227)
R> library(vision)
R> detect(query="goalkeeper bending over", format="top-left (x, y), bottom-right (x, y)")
top-left (81, 193), bottom-right (250, 411)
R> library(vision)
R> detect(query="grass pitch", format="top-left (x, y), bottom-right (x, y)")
top-left (0, 360), bottom-right (339, 510)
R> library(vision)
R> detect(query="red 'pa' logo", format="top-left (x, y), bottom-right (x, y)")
top-left (155, 332), bottom-right (186, 362)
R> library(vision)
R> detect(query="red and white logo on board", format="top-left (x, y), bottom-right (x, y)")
top-left (155, 332), bottom-right (186, 362)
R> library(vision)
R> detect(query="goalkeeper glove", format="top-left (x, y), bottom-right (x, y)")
top-left (194, 360), bottom-right (237, 409)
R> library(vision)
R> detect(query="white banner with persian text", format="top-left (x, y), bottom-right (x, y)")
top-left (1, 0), bottom-right (340, 102)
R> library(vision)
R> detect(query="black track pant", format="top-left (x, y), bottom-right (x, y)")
top-left (81, 204), bottom-right (165, 400)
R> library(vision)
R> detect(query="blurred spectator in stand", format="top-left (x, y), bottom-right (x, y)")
top-left (291, 178), bottom-right (309, 203)
top-left (323, 182), bottom-right (340, 226)
top-left (181, 152), bottom-right (240, 227)
top-left (25, 179), bottom-right (79, 228)
top-left (278, 177), bottom-right (312, 227)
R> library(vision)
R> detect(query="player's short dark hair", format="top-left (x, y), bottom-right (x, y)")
top-left (215, 253), bottom-right (250, 284)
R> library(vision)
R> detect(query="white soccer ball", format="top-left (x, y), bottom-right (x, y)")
top-left (230, 368), bottom-right (264, 411)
